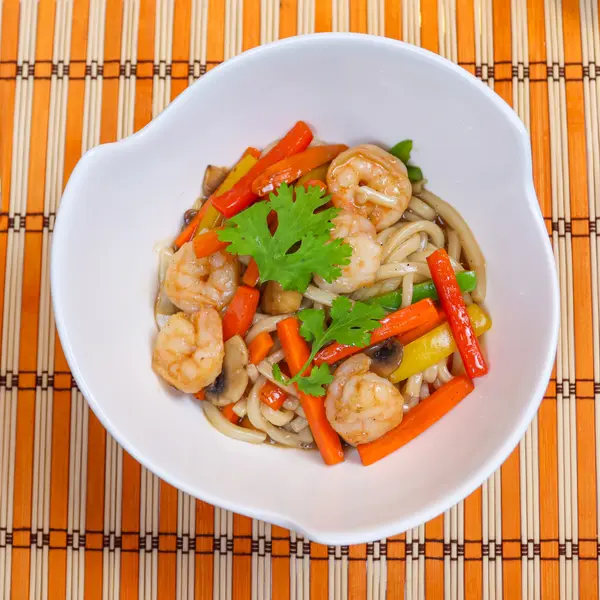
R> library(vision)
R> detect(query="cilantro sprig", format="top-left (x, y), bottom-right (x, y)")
top-left (273, 297), bottom-right (386, 396)
top-left (217, 184), bottom-right (352, 293)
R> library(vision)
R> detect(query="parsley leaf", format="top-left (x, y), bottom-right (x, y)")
top-left (217, 184), bottom-right (352, 293)
top-left (275, 297), bottom-right (386, 397)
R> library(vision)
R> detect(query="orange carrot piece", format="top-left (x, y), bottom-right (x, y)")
top-left (277, 317), bottom-right (345, 466)
top-left (192, 228), bottom-right (229, 258)
top-left (243, 147), bottom-right (261, 159)
top-left (222, 286), bottom-right (260, 341)
top-left (251, 144), bottom-right (347, 197)
top-left (248, 332), bottom-right (274, 365)
top-left (242, 259), bottom-right (260, 287)
top-left (195, 389), bottom-right (205, 401)
top-left (221, 403), bottom-right (241, 425)
top-left (174, 199), bottom-right (213, 250)
top-left (314, 299), bottom-right (438, 366)
top-left (358, 376), bottom-right (474, 466)
top-left (260, 380), bottom-right (287, 411)
top-left (212, 122), bottom-right (314, 218)
top-left (299, 179), bottom-right (328, 193)
top-left (397, 307), bottom-right (446, 346)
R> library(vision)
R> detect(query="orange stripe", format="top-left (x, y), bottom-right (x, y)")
top-left (195, 501), bottom-right (214, 600)
top-left (233, 514), bottom-right (253, 600)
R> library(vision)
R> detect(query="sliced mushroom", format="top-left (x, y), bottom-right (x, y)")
top-left (364, 338), bottom-right (404, 378)
top-left (261, 281), bottom-right (303, 315)
top-left (203, 165), bottom-right (229, 197)
top-left (205, 335), bottom-right (249, 406)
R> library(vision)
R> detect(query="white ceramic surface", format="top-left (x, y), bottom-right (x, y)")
top-left (51, 33), bottom-right (559, 545)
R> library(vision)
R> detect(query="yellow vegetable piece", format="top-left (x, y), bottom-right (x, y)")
top-left (296, 162), bottom-right (330, 187)
top-left (196, 154), bottom-right (258, 233)
top-left (390, 304), bottom-right (492, 383)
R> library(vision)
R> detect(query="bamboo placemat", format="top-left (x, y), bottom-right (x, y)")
top-left (0, 0), bottom-right (598, 597)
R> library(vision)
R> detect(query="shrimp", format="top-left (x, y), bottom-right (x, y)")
top-left (152, 307), bottom-right (224, 393)
top-left (163, 241), bottom-right (238, 313)
top-left (327, 144), bottom-right (412, 231)
top-left (325, 354), bottom-right (404, 446)
top-left (314, 211), bottom-right (382, 294)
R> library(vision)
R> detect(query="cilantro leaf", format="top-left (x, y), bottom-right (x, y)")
top-left (278, 297), bottom-right (386, 396)
top-left (217, 184), bottom-right (352, 293)
top-left (295, 364), bottom-right (334, 397)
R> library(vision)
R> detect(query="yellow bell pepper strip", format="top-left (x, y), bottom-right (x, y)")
top-left (173, 151), bottom-right (259, 248)
top-left (390, 303), bottom-right (491, 383)
top-left (296, 162), bottom-right (330, 188)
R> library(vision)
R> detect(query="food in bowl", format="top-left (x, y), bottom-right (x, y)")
top-left (152, 120), bottom-right (491, 466)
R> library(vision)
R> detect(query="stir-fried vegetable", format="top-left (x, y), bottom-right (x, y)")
top-left (260, 380), bottom-right (287, 411)
top-left (314, 298), bottom-right (438, 367)
top-left (397, 307), bottom-right (445, 345)
top-left (221, 286), bottom-right (260, 341)
top-left (175, 151), bottom-right (259, 248)
top-left (390, 303), bottom-right (491, 382)
top-left (221, 403), bottom-right (242, 425)
top-left (213, 121), bottom-right (314, 218)
top-left (389, 138), bottom-right (423, 183)
top-left (357, 375), bottom-right (474, 465)
top-left (298, 179), bottom-right (327, 193)
top-left (369, 271), bottom-right (477, 312)
top-left (277, 317), bottom-right (345, 465)
top-left (192, 228), bottom-right (229, 258)
top-left (427, 249), bottom-right (488, 378)
top-left (218, 184), bottom-right (351, 293)
top-left (242, 259), bottom-right (260, 287)
top-left (252, 144), bottom-right (348, 197)
top-left (248, 332), bottom-right (274, 365)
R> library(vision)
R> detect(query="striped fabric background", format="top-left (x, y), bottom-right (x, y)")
top-left (0, 0), bottom-right (598, 597)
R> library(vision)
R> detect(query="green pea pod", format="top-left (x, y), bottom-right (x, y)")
top-left (369, 270), bottom-right (477, 312)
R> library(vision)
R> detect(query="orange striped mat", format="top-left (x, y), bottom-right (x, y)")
top-left (0, 0), bottom-right (598, 598)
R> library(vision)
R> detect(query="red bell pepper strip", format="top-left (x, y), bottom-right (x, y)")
top-left (221, 286), bottom-right (260, 341)
top-left (426, 248), bottom-right (488, 378)
top-left (212, 122), bottom-right (314, 218)
top-left (260, 381), bottom-right (287, 411)
top-left (251, 144), bottom-right (347, 197)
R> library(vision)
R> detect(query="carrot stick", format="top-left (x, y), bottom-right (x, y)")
top-left (314, 299), bottom-right (438, 366)
top-left (251, 144), bottom-right (347, 197)
top-left (260, 380), bottom-right (287, 411)
top-left (397, 307), bottom-right (446, 346)
top-left (248, 332), bottom-right (274, 365)
top-left (427, 249), bottom-right (488, 378)
top-left (242, 259), bottom-right (260, 287)
top-left (174, 150), bottom-right (259, 248)
top-left (358, 376), bottom-right (474, 466)
top-left (277, 317), bottom-right (345, 466)
top-left (192, 228), bottom-right (229, 258)
top-left (222, 286), bottom-right (260, 341)
top-left (221, 403), bottom-right (241, 425)
top-left (212, 122), bottom-right (314, 218)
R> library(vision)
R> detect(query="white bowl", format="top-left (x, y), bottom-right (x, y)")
top-left (51, 33), bottom-right (559, 545)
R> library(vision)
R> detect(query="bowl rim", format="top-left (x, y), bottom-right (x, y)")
top-left (51, 32), bottom-right (560, 545)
